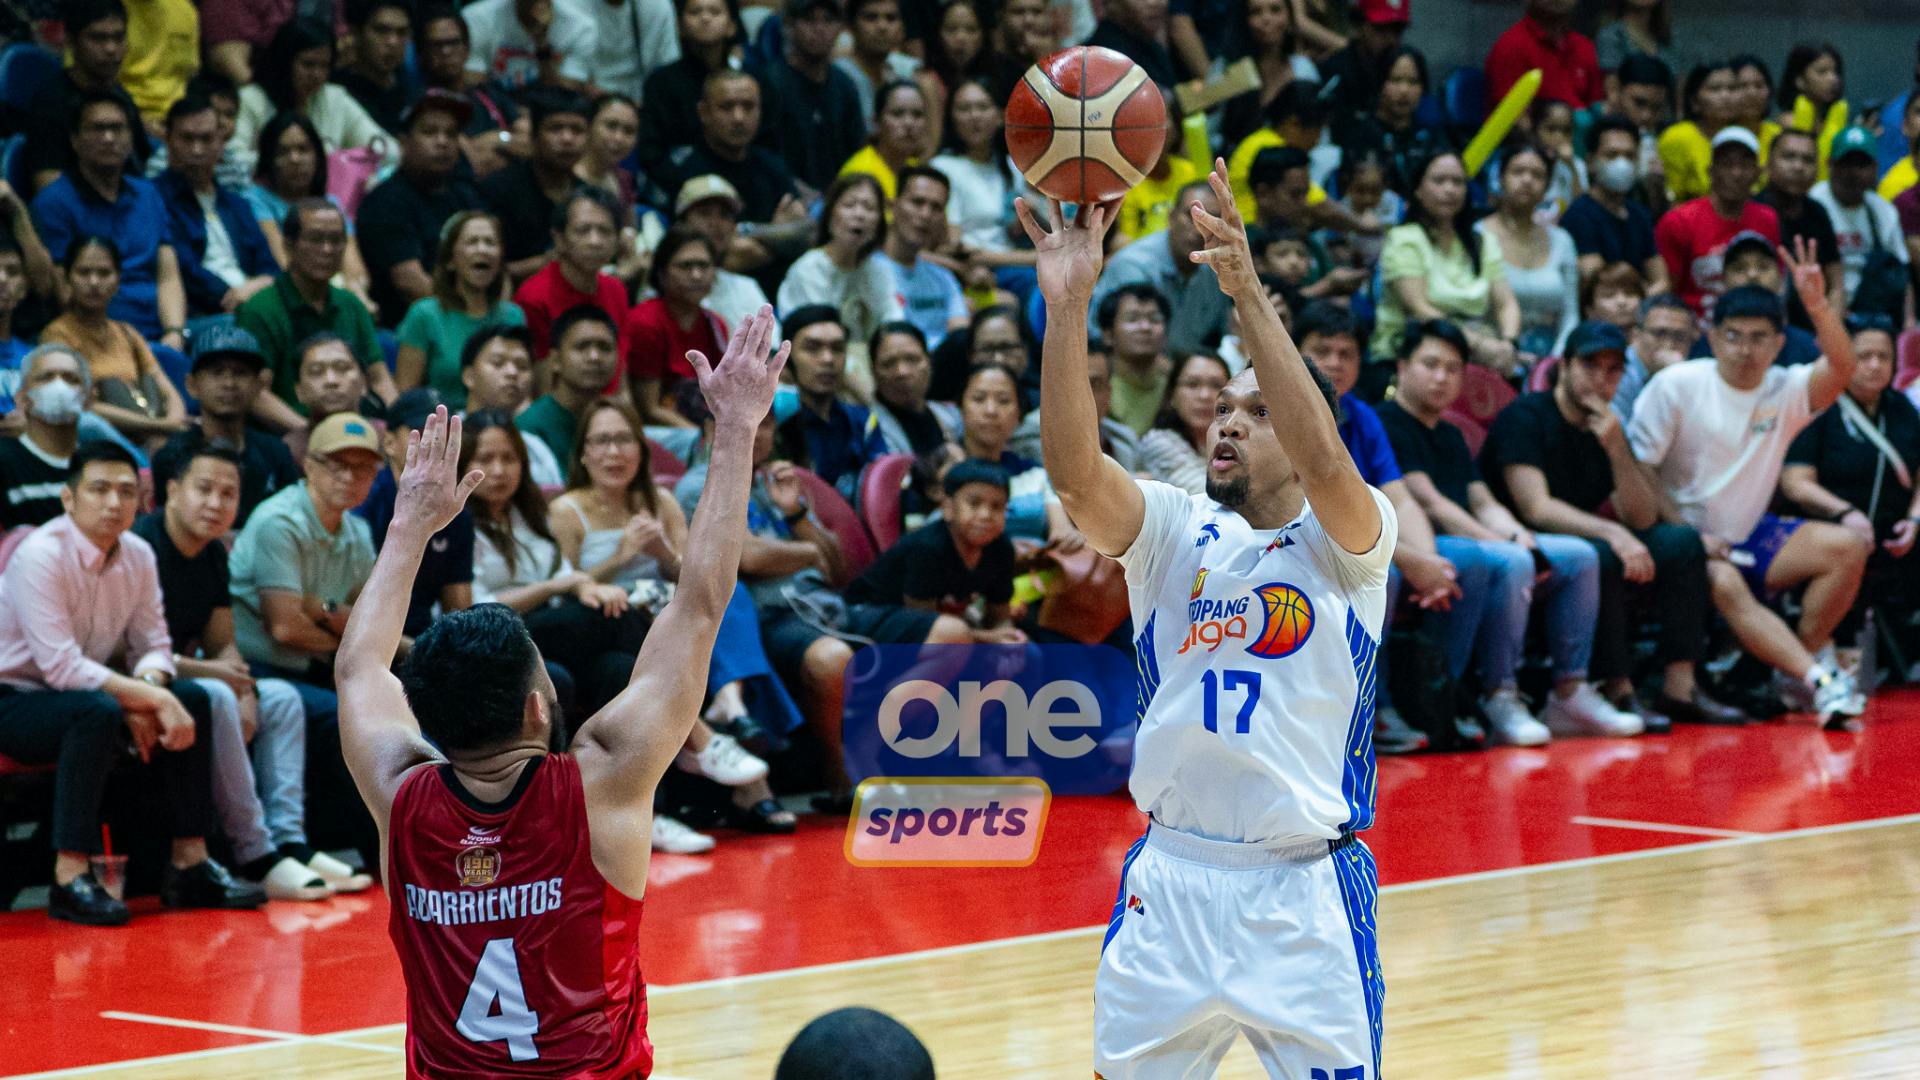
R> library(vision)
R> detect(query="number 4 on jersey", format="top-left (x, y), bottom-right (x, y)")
top-left (458, 937), bottom-right (541, 1061)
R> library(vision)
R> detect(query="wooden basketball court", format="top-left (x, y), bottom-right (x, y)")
top-left (9, 707), bottom-right (1920, 1078)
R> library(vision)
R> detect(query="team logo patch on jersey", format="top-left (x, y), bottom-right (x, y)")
top-left (1126, 894), bottom-right (1145, 916)
top-left (1190, 567), bottom-right (1210, 600)
top-left (1246, 582), bottom-right (1314, 659)
top-left (455, 846), bottom-right (501, 888)
top-left (1195, 523), bottom-right (1220, 546)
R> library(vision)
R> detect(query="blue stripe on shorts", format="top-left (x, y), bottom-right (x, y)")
top-left (1332, 841), bottom-right (1384, 1078)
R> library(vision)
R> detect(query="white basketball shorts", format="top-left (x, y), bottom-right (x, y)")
top-left (1093, 821), bottom-right (1383, 1079)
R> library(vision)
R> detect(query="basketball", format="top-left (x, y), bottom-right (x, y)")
top-left (1004, 46), bottom-right (1167, 205)
top-left (1247, 583), bottom-right (1314, 659)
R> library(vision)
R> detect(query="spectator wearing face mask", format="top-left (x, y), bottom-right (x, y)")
top-left (1562, 115), bottom-right (1668, 292)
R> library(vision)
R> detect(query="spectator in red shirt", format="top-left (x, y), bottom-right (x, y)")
top-left (1655, 126), bottom-right (1780, 318)
top-left (1485, 0), bottom-right (1603, 114)
top-left (512, 186), bottom-right (629, 362)
top-left (625, 227), bottom-right (728, 428)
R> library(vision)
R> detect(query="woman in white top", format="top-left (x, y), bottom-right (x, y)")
top-left (777, 173), bottom-right (902, 399)
top-left (1138, 354), bottom-right (1232, 495)
top-left (545, 401), bottom-right (800, 839)
top-left (930, 76), bottom-right (1037, 288)
top-left (1476, 142), bottom-right (1580, 365)
top-left (228, 18), bottom-right (399, 184)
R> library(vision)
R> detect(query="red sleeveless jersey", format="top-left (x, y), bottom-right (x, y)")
top-left (386, 754), bottom-right (652, 1079)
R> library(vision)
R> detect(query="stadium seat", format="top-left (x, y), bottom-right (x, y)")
top-left (647, 438), bottom-right (686, 486)
top-left (1525, 356), bottom-right (1559, 393)
top-left (792, 466), bottom-right (874, 587)
top-left (0, 44), bottom-right (59, 128)
top-left (1895, 327), bottom-right (1920, 392)
top-left (859, 454), bottom-right (914, 551)
top-left (1442, 408), bottom-right (1489, 456)
top-left (1456, 362), bottom-right (1518, 425)
top-left (1441, 66), bottom-right (1488, 145)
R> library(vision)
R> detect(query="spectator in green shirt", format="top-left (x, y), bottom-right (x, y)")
top-left (237, 198), bottom-right (398, 435)
top-left (515, 305), bottom-right (621, 464)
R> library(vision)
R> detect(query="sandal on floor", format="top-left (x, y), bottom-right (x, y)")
top-left (725, 797), bottom-right (798, 834)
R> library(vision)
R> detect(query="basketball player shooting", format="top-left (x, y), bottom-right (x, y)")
top-left (1018, 162), bottom-right (1398, 1078)
top-left (332, 306), bottom-right (789, 1078)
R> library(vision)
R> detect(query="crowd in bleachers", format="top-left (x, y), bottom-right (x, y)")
top-left (3, 0), bottom-right (1920, 925)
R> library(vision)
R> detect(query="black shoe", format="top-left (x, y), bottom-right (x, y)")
top-left (1657, 689), bottom-right (1751, 727)
top-left (1373, 707), bottom-right (1429, 754)
top-left (1616, 692), bottom-right (1671, 735)
top-left (49, 873), bottom-right (130, 926)
top-left (713, 715), bottom-right (789, 757)
top-left (161, 858), bottom-right (266, 910)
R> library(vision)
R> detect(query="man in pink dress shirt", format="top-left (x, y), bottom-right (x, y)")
top-left (0, 443), bottom-right (265, 925)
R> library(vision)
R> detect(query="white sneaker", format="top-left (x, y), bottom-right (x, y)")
top-left (307, 851), bottom-right (373, 894)
top-left (262, 856), bottom-right (332, 901)
top-left (1482, 689), bottom-right (1550, 746)
top-left (651, 814), bottom-right (715, 854)
top-left (1542, 683), bottom-right (1644, 738)
top-left (1813, 669), bottom-right (1866, 727)
top-left (676, 732), bottom-right (768, 786)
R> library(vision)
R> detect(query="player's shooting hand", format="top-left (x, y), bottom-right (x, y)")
top-left (1186, 159), bottom-right (1260, 299)
top-left (393, 406), bottom-right (484, 540)
top-left (689, 304), bottom-right (790, 431)
top-left (1014, 195), bottom-right (1119, 306)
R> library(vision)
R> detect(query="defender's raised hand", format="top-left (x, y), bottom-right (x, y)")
top-left (1187, 158), bottom-right (1260, 298)
top-left (689, 304), bottom-right (790, 429)
top-left (1015, 195), bottom-right (1120, 305)
top-left (393, 406), bottom-right (483, 538)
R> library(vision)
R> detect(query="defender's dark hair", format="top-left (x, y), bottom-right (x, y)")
top-left (67, 441), bottom-right (139, 487)
top-left (402, 604), bottom-right (543, 753)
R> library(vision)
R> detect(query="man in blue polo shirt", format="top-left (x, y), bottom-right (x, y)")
top-left (30, 90), bottom-right (186, 349)
top-left (1293, 301), bottom-right (1462, 752)
top-left (775, 305), bottom-right (885, 502)
top-left (153, 93), bottom-right (280, 320)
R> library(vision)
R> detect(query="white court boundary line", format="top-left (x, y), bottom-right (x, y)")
top-left (1570, 815), bottom-right (1758, 839)
top-left (12, 810), bottom-right (1920, 1079)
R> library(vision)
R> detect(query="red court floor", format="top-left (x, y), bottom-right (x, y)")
top-left (6, 697), bottom-right (1919, 1075)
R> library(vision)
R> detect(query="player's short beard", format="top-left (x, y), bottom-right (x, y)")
top-left (1206, 475), bottom-right (1249, 507)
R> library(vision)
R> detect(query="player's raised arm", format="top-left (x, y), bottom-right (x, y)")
top-left (335, 407), bottom-right (484, 823)
top-left (572, 307), bottom-right (788, 871)
top-left (1017, 194), bottom-right (1147, 558)
top-left (1189, 159), bottom-right (1382, 555)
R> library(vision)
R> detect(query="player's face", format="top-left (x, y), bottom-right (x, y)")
top-left (1205, 372), bottom-right (1288, 509)
top-left (1299, 331), bottom-right (1361, 397)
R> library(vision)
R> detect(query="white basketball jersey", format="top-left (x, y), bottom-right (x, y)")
top-left (1117, 480), bottom-right (1398, 845)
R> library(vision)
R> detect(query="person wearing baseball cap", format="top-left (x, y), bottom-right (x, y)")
top-left (1654, 124), bottom-right (1781, 317)
top-left (149, 323), bottom-right (302, 529)
top-left (1481, 318), bottom-right (1746, 730)
top-left (229, 409), bottom-right (383, 685)
top-left (674, 174), bottom-right (774, 328)
top-left (1811, 126), bottom-right (1911, 314)
top-left (1319, 0), bottom-right (1410, 120)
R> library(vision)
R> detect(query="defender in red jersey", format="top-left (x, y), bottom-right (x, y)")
top-left (333, 307), bottom-right (790, 1078)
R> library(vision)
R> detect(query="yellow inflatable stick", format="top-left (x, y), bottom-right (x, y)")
top-left (1463, 68), bottom-right (1541, 177)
